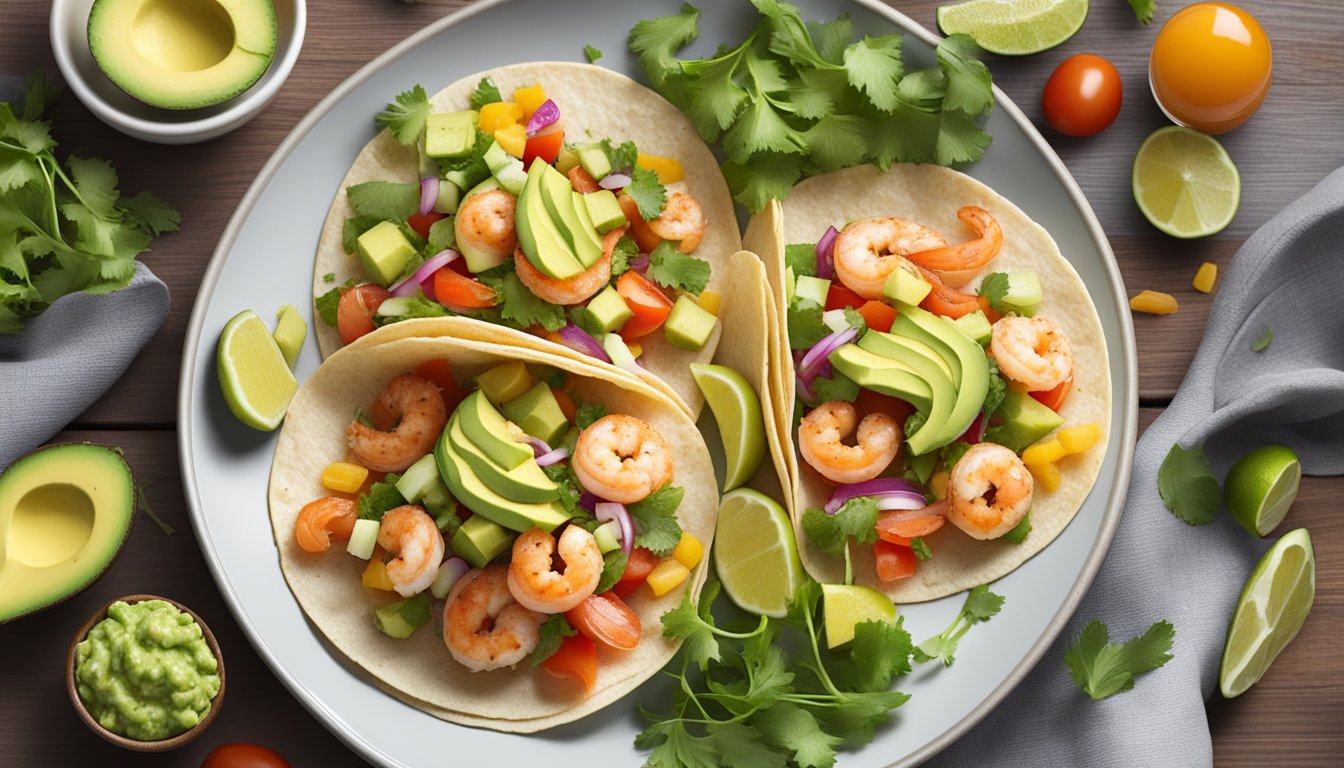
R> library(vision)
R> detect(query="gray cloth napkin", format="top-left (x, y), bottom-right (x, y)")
top-left (929, 167), bottom-right (1344, 767)
top-left (0, 75), bottom-right (171, 468)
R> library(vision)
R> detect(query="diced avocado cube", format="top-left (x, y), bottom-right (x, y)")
top-left (433, 180), bottom-right (461, 214)
top-left (794, 275), bottom-right (831, 308)
top-left (501, 382), bottom-right (569, 447)
top-left (375, 296), bottom-right (416, 317)
top-left (474, 361), bottom-right (533, 406)
top-left (583, 286), bottom-right (634, 334)
top-left (373, 592), bottom-right (432, 639)
top-left (952, 310), bottom-right (993, 346)
top-left (444, 167), bottom-right (484, 193)
top-left (396, 454), bottom-right (444, 503)
top-left (356, 221), bottom-right (416, 286)
top-left (556, 147), bottom-right (580, 174)
top-left (883, 266), bottom-right (932, 305)
top-left (577, 144), bottom-right (612, 179)
top-left (1003, 271), bottom-right (1043, 310)
top-left (424, 111), bottom-right (478, 159)
top-left (583, 190), bottom-right (627, 233)
top-left (664, 295), bottom-right (718, 351)
top-left (984, 388), bottom-right (1064, 453)
top-left (272, 304), bottom-right (306, 369)
top-left (450, 515), bottom-right (516, 568)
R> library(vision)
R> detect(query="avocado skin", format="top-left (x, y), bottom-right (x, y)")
top-left (0, 443), bottom-right (135, 625)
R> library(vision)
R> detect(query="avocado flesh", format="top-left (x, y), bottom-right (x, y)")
top-left (828, 345), bottom-right (933, 414)
top-left (540, 161), bottom-right (603, 268)
top-left (457, 391), bottom-right (532, 470)
top-left (436, 433), bottom-right (570, 533)
top-left (446, 415), bottom-right (559, 504)
top-left (855, 332), bottom-right (956, 456)
top-left (984, 388), bottom-right (1065, 453)
top-left (88, 0), bottom-right (278, 110)
top-left (0, 443), bottom-right (135, 624)
top-left (501, 382), bottom-right (569, 447)
top-left (450, 515), bottom-right (515, 568)
top-left (890, 304), bottom-right (990, 454)
top-left (516, 160), bottom-right (585, 279)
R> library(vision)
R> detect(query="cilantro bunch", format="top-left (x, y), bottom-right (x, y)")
top-left (628, 1), bottom-right (994, 211)
top-left (0, 73), bottom-right (180, 332)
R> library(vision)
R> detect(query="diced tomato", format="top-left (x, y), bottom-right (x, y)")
top-left (616, 271), bottom-right (673, 339)
top-left (617, 194), bottom-right (663, 253)
top-left (825, 283), bottom-right (866, 312)
top-left (434, 269), bottom-right (497, 310)
top-left (875, 512), bottom-right (944, 545)
top-left (336, 284), bottom-right (391, 345)
top-left (873, 540), bottom-right (918, 582)
top-left (567, 165), bottom-right (601, 194)
top-left (414, 359), bottom-right (462, 411)
top-left (540, 634), bottom-right (597, 694)
top-left (446, 256), bottom-right (472, 277)
top-left (552, 388), bottom-right (577, 423)
top-left (856, 300), bottom-right (897, 333)
top-left (407, 211), bottom-right (445, 240)
top-left (523, 130), bottom-right (565, 168)
top-left (1029, 375), bottom-right (1073, 412)
top-left (566, 592), bottom-right (642, 651)
top-left (976, 295), bottom-right (1002, 323)
top-left (620, 547), bottom-right (660, 585)
top-left (855, 389), bottom-right (915, 427)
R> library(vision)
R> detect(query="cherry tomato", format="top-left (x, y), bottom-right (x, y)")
top-left (566, 592), bottom-right (642, 651)
top-left (873, 540), bottom-right (918, 582)
top-left (540, 634), bottom-right (597, 693)
top-left (616, 271), bottom-right (673, 339)
top-left (611, 546), bottom-right (659, 598)
top-left (617, 193), bottom-right (663, 254)
top-left (414, 359), bottom-right (461, 411)
top-left (523, 130), bottom-right (565, 167)
top-left (855, 300), bottom-right (896, 333)
top-left (824, 283), bottom-right (866, 312)
top-left (406, 210), bottom-right (445, 239)
top-left (433, 269), bottom-right (497, 311)
top-left (336, 284), bottom-right (390, 345)
top-left (1029, 374), bottom-right (1073, 412)
top-left (1042, 54), bottom-right (1123, 137)
top-left (201, 743), bottom-right (291, 768)
top-left (875, 512), bottom-right (944, 546)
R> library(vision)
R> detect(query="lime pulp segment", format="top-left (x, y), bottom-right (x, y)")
top-left (217, 309), bottom-right (298, 431)
top-left (691, 363), bottom-right (767, 492)
top-left (936, 0), bottom-right (1089, 56)
top-left (713, 488), bottom-right (805, 618)
top-left (1132, 126), bottom-right (1241, 238)
top-left (1219, 528), bottom-right (1315, 698)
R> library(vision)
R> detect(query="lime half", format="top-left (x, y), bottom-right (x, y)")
top-left (1219, 528), bottom-right (1315, 698)
top-left (821, 583), bottom-right (897, 648)
top-left (691, 363), bottom-right (766, 492)
top-left (1133, 126), bottom-right (1241, 238)
top-left (714, 489), bottom-right (805, 618)
top-left (1226, 445), bottom-right (1301, 537)
top-left (217, 309), bottom-right (299, 431)
top-left (936, 0), bottom-right (1089, 56)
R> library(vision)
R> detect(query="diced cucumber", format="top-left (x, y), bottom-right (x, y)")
top-left (396, 454), bottom-right (442, 502)
top-left (433, 180), bottom-right (461, 214)
top-left (822, 309), bottom-right (850, 334)
top-left (594, 520), bottom-right (622, 554)
top-left (1002, 271), bottom-right (1042, 309)
top-left (430, 558), bottom-right (468, 600)
top-left (794, 275), bottom-right (830, 308)
top-left (603, 332), bottom-right (640, 371)
top-left (492, 156), bottom-right (528, 196)
top-left (346, 518), bottom-right (380, 560)
top-left (373, 592), bottom-right (432, 639)
top-left (376, 296), bottom-right (416, 317)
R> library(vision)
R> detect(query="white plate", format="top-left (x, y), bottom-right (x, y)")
top-left (179, 1), bottom-right (1137, 765)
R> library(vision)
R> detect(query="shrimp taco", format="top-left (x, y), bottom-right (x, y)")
top-left (747, 164), bottom-right (1111, 603)
top-left (312, 62), bottom-right (740, 417)
top-left (268, 329), bottom-right (718, 732)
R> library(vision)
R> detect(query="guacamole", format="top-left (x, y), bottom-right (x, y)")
top-left (75, 600), bottom-right (220, 741)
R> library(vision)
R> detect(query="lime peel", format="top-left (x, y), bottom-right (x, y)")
top-left (217, 309), bottom-right (299, 431)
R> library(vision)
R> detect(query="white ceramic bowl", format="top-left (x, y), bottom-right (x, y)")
top-left (49, 0), bottom-right (306, 144)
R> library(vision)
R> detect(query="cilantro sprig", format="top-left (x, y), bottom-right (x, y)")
top-left (1064, 619), bottom-right (1175, 699)
top-left (912, 584), bottom-right (1004, 666)
top-left (1157, 442), bottom-right (1221, 525)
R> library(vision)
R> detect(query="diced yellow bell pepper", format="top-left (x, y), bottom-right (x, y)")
top-left (637, 153), bottom-right (685, 184)
top-left (1192, 262), bottom-right (1217, 294)
top-left (321, 462), bottom-right (369, 494)
top-left (478, 101), bottom-right (524, 134)
top-left (627, 342), bottom-right (643, 359)
top-left (929, 470), bottom-right (949, 501)
top-left (646, 558), bottom-right (691, 596)
top-left (1028, 461), bottom-right (1062, 493)
top-left (494, 123), bottom-right (527, 159)
top-left (362, 558), bottom-right (394, 591)
top-left (1129, 290), bottom-right (1178, 315)
top-left (1058, 423), bottom-right (1102, 454)
top-left (671, 532), bottom-right (703, 569)
top-left (1022, 439), bottom-right (1066, 467)
top-left (696, 290), bottom-right (721, 316)
top-left (513, 85), bottom-right (547, 119)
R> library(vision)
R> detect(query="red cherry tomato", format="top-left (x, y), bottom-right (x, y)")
top-left (1042, 54), bottom-right (1122, 137)
top-left (407, 210), bottom-right (445, 239)
top-left (201, 743), bottom-right (291, 768)
top-left (824, 283), bottom-right (866, 312)
top-left (336, 284), bottom-right (390, 345)
top-left (523, 130), bottom-right (565, 167)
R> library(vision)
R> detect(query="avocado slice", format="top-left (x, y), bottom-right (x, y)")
top-left (450, 515), bottom-right (515, 568)
top-left (516, 160), bottom-right (585, 279)
top-left (889, 304), bottom-right (990, 454)
top-left (456, 391), bottom-right (532, 470)
top-left (984, 388), bottom-right (1065, 453)
top-left (445, 415), bottom-right (560, 504)
top-left (435, 434), bottom-right (570, 533)
top-left (856, 332), bottom-right (956, 456)
top-left (0, 443), bottom-right (135, 624)
top-left (828, 344), bottom-right (933, 414)
top-left (539, 162), bottom-right (603, 268)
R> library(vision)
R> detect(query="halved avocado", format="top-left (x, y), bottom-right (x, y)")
top-left (456, 391), bottom-right (532, 470)
top-left (516, 159), bottom-right (586, 279)
top-left (0, 443), bottom-right (135, 624)
top-left (88, 0), bottom-right (278, 110)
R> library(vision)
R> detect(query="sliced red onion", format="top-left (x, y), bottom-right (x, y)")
top-left (874, 494), bottom-right (931, 512)
top-left (795, 360), bottom-right (830, 401)
top-left (594, 501), bottom-right (634, 557)
top-left (599, 172), bottom-right (632, 190)
top-left (578, 491), bottom-right (599, 513)
top-left (815, 225), bottom-right (839, 280)
top-left (557, 323), bottom-right (612, 363)
top-left (419, 176), bottom-right (439, 216)
top-left (515, 435), bottom-right (552, 456)
top-left (628, 253), bottom-right (650, 272)
top-left (525, 99), bottom-right (560, 137)
top-left (879, 500), bottom-right (949, 525)
top-left (825, 477), bottom-right (927, 515)
top-left (958, 411), bottom-right (987, 444)
top-left (535, 446), bottom-right (570, 467)
top-left (798, 327), bottom-right (858, 387)
top-left (389, 250), bottom-right (460, 297)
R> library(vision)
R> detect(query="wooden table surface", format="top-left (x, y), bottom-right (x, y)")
top-left (3, 1), bottom-right (1340, 765)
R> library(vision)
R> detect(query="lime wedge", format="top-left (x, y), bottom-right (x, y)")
top-left (1133, 126), bottom-right (1241, 238)
top-left (821, 583), bottom-right (896, 649)
top-left (714, 489), bottom-right (805, 618)
top-left (217, 309), bottom-right (299, 431)
top-left (1220, 528), bottom-right (1315, 698)
top-left (690, 363), bottom-right (766, 492)
top-left (936, 0), bottom-right (1088, 56)
top-left (1226, 445), bottom-right (1301, 537)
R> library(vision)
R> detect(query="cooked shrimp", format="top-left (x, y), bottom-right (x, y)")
top-left (294, 497), bottom-right (357, 553)
top-left (905, 206), bottom-right (1003, 287)
top-left (571, 414), bottom-right (673, 504)
top-left (507, 526), bottom-right (603, 613)
top-left (445, 564), bottom-right (546, 672)
top-left (798, 401), bottom-right (900, 484)
top-left (990, 315), bottom-right (1073, 392)
top-left (346, 374), bottom-right (448, 473)
top-left (377, 505), bottom-right (445, 597)
top-left (832, 218), bottom-right (947, 299)
top-left (947, 443), bottom-right (1033, 540)
top-left (513, 225), bottom-right (622, 306)
top-left (454, 188), bottom-right (518, 267)
top-left (646, 191), bottom-right (706, 253)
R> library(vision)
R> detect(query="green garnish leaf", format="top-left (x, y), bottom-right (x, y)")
top-left (375, 84), bottom-right (431, 145)
top-left (315, 279), bottom-right (356, 327)
top-left (1252, 328), bottom-right (1272, 352)
top-left (910, 537), bottom-right (932, 561)
top-left (543, 462), bottom-right (582, 515)
top-left (751, 702), bottom-right (840, 768)
top-left (784, 243), bottom-right (817, 277)
top-left (1157, 442), bottom-right (1221, 525)
top-left (624, 166), bottom-right (668, 220)
top-left (427, 217), bottom-right (456, 252)
top-left (480, 270), bottom-right (566, 331)
top-left (1064, 619), bottom-right (1175, 699)
top-left (984, 358), bottom-right (1007, 416)
top-left (936, 34), bottom-right (994, 116)
top-left (584, 45), bottom-right (603, 63)
top-left (628, 2), bottom-right (702, 87)
top-left (347, 181), bottom-right (419, 222)
top-left (596, 548), bottom-right (629, 595)
top-left (322, 272), bottom-right (336, 284)
top-left (531, 614), bottom-right (577, 666)
top-left (469, 77), bottom-right (503, 109)
top-left (1003, 512), bottom-right (1032, 544)
top-left (787, 296), bottom-right (828, 350)
top-left (808, 370), bottom-right (860, 404)
top-left (609, 235), bottom-right (638, 277)
top-left (976, 271), bottom-right (1011, 313)
top-left (800, 496), bottom-right (877, 557)
top-left (357, 473), bottom-right (406, 521)
top-left (575, 401), bottom-right (606, 430)
top-left (720, 155), bottom-right (803, 213)
top-left (943, 441), bottom-right (971, 472)
top-left (627, 485), bottom-right (685, 555)
top-left (1127, 0), bottom-right (1157, 25)
top-left (842, 35), bottom-right (904, 112)
top-left (912, 584), bottom-right (1004, 666)
top-left (646, 241), bottom-right (710, 294)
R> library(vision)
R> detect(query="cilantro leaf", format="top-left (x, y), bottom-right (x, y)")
top-left (610, 235), bottom-right (638, 277)
top-left (801, 507), bottom-right (845, 557)
top-left (808, 370), bottom-right (859, 404)
top-left (1003, 511), bottom-right (1031, 544)
top-left (427, 216), bottom-right (455, 252)
top-left (1065, 619), bottom-right (1175, 699)
top-left (1158, 442), bottom-right (1221, 525)
top-left (469, 77), bottom-right (502, 110)
top-left (808, 13), bottom-right (855, 65)
top-left (977, 271), bottom-right (1011, 313)
top-left (801, 496), bottom-right (876, 557)
top-left (659, 577), bottom-right (725, 669)
top-left (357, 473), bottom-right (405, 521)
top-left (913, 584), bottom-right (1004, 666)
top-left (984, 358), bottom-right (1007, 415)
top-left (720, 155), bottom-right (802, 213)
top-left (315, 280), bottom-right (354, 327)
top-left (530, 614), bottom-right (577, 666)
top-left (711, 724), bottom-right (787, 768)
top-left (438, 131), bottom-right (494, 191)
top-left (583, 45), bottom-right (603, 64)
top-left (639, 719), bottom-right (719, 768)
top-left (66, 155), bottom-right (119, 217)
top-left (788, 296), bottom-right (829, 350)
top-left (910, 537), bottom-right (932, 560)
top-left (627, 485), bottom-right (685, 555)
top-left (119, 191), bottom-right (181, 236)
top-left (596, 548), bottom-right (628, 595)
top-left (575, 402), bottom-right (606, 430)
top-left (936, 34), bottom-right (994, 116)
top-left (347, 181), bottom-right (419, 222)
top-left (598, 139), bottom-right (640, 177)
top-left (1127, 0), bottom-right (1157, 25)
top-left (375, 84), bottom-right (430, 145)
top-left (829, 618), bottom-right (913, 693)
top-left (842, 35), bottom-right (904, 112)
top-left (646, 242), bottom-right (710, 294)
top-left (480, 270), bottom-right (565, 331)
top-left (785, 243), bottom-right (817, 277)
top-left (751, 702), bottom-right (840, 768)
top-left (624, 166), bottom-right (667, 220)
top-left (543, 462), bottom-right (582, 515)
top-left (628, 3), bottom-right (701, 88)
top-left (802, 114), bottom-right (870, 173)
top-left (943, 441), bottom-right (972, 472)
top-left (1252, 328), bottom-right (1272, 352)
top-left (723, 95), bottom-right (807, 163)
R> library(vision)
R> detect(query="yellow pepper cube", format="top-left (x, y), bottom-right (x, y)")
top-left (1028, 461), bottom-right (1062, 493)
top-left (637, 153), bottom-right (685, 184)
top-left (362, 559), bottom-right (394, 591)
top-left (627, 342), bottom-right (644, 359)
top-left (1022, 439), bottom-right (1066, 467)
top-left (1192, 262), bottom-right (1217, 294)
top-left (478, 101), bottom-right (524, 134)
top-left (671, 532), bottom-right (703, 569)
top-left (513, 85), bottom-right (547, 119)
top-left (1129, 290), bottom-right (1178, 315)
top-left (696, 290), bottom-right (721, 316)
top-left (321, 462), bottom-right (369, 494)
top-left (929, 470), bottom-right (949, 501)
top-left (646, 559), bottom-right (691, 596)
top-left (1058, 423), bottom-right (1102, 454)
top-left (494, 123), bottom-right (528, 159)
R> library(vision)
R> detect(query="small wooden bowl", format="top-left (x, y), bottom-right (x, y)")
top-left (66, 594), bottom-right (226, 752)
